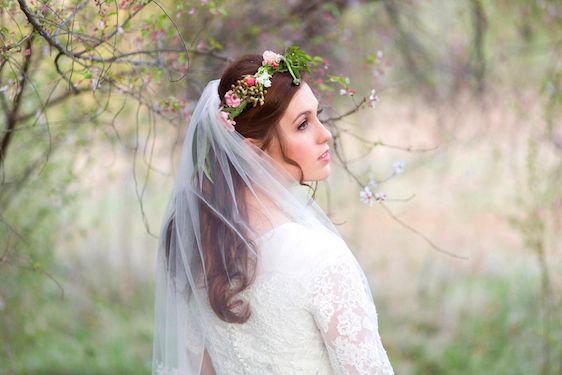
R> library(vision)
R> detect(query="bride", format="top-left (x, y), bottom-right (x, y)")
top-left (152, 46), bottom-right (394, 374)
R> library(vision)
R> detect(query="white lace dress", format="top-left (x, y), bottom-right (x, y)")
top-left (199, 222), bottom-right (393, 374)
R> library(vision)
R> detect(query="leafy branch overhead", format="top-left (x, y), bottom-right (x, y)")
top-left (0, 0), bottom-right (458, 262)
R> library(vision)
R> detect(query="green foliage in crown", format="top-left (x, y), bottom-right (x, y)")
top-left (219, 46), bottom-right (321, 131)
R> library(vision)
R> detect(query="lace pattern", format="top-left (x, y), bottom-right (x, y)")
top-left (205, 273), bottom-right (332, 374)
top-left (154, 224), bottom-right (393, 374)
top-left (306, 254), bottom-right (393, 375)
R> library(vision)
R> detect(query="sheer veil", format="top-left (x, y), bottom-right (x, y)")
top-left (152, 79), bottom-right (340, 374)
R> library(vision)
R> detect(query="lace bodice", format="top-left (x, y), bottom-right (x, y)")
top-left (158, 222), bottom-right (393, 374)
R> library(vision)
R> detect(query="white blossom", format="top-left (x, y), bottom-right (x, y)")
top-left (359, 186), bottom-right (375, 206)
top-left (339, 88), bottom-right (354, 96)
top-left (393, 160), bottom-right (405, 175)
top-left (368, 89), bottom-right (378, 108)
top-left (256, 71), bottom-right (272, 88)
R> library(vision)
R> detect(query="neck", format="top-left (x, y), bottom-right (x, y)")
top-left (244, 187), bottom-right (290, 239)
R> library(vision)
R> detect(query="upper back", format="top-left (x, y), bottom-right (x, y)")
top-left (253, 222), bottom-right (349, 279)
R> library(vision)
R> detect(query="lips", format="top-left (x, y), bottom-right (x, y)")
top-left (318, 149), bottom-right (330, 161)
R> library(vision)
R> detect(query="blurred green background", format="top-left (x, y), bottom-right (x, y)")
top-left (1, 0), bottom-right (561, 374)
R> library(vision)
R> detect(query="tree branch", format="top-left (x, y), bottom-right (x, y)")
top-left (324, 97), bottom-right (367, 123)
top-left (17, 0), bottom-right (158, 66)
top-left (0, 35), bottom-right (33, 167)
top-left (14, 86), bottom-right (91, 123)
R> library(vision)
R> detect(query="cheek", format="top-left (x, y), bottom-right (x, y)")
top-left (284, 136), bottom-right (313, 166)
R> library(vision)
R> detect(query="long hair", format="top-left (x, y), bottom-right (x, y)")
top-left (166, 54), bottom-right (307, 324)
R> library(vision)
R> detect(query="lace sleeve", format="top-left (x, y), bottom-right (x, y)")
top-left (306, 254), bottom-right (393, 375)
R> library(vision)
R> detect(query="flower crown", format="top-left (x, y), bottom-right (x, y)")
top-left (219, 46), bottom-right (320, 132)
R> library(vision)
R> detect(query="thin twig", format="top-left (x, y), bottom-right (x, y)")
top-left (17, 0), bottom-right (157, 66)
top-left (379, 202), bottom-right (469, 260)
top-left (324, 97), bottom-right (367, 123)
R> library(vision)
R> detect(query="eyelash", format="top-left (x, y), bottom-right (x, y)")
top-left (297, 108), bottom-right (324, 131)
top-left (297, 121), bottom-right (308, 131)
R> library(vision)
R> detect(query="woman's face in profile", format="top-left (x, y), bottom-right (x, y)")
top-left (265, 82), bottom-right (332, 182)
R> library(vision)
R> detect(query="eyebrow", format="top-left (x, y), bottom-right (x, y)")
top-left (292, 110), bottom-right (311, 124)
top-left (292, 103), bottom-right (320, 124)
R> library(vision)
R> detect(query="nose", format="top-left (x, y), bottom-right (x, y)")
top-left (317, 121), bottom-right (332, 143)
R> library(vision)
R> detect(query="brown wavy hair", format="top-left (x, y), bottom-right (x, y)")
top-left (166, 54), bottom-right (308, 324)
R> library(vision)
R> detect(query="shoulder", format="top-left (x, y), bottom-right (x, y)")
top-left (255, 222), bottom-right (351, 277)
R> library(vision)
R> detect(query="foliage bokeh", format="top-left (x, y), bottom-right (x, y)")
top-left (1, 0), bottom-right (561, 374)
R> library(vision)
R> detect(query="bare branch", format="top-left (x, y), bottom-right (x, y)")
top-left (73, 1), bottom-right (147, 57)
top-left (324, 97), bottom-right (367, 123)
top-left (379, 202), bottom-right (469, 259)
top-left (189, 47), bottom-right (233, 63)
top-left (0, 35), bottom-right (33, 167)
top-left (469, 0), bottom-right (487, 93)
top-left (15, 86), bottom-right (91, 123)
top-left (53, 0), bottom-right (90, 41)
top-left (329, 125), bottom-right (365, 187)
top-left (0, 33), bottom-right (33, 54)
top-left (0, 59), bottom-right (9, 115)
top-left (17, 0), bottom-right (156, 66)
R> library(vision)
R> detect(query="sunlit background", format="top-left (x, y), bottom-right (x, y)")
top-left (1, 1), bottom-right (560, 374)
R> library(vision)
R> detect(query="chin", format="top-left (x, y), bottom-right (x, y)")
top-left (306, 166), bottom-right (331, 181)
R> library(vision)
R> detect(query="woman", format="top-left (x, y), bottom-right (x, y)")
top-left (152, 47), bottom-right (393, 374)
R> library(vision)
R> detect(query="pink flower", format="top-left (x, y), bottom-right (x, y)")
top-left (224, 90), bottom-right (241, 107)
top-left (244, 76), bottom-right (256, 86)
top-left (219, 110), bottom-right (236, 132)
top-left (262, 50), bottom-right (282, 66)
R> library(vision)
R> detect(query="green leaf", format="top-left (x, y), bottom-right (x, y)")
top-left (222, 100), bottom-right (248, 119)
top-left (322, 3), bottom-right (341, 17)
top-left (203, 158), bottom-right (213, 183)
top-left (317, 83), bottom-right (335, 92)
top-left (328, 75), bottom-right (350, 87)
top-left (208, 36), bottom-right (223, 51)
top-left (279, 45), bottom-right (321, 85)
top-left (153, 69), bottom-right (162, 83)
top-left (191, 129), bottom-right (213, 182)
top-left (365, 53), bottom-right (377, 65)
